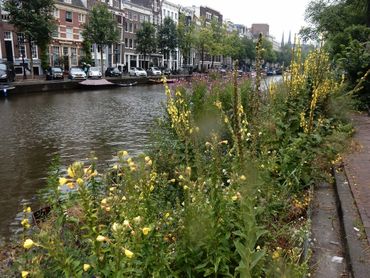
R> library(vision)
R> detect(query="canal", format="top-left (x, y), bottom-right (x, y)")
top-left (0, 85), bottom-right (166, 240)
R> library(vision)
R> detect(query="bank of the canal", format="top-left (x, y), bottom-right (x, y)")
top-left (6, 75), bottom-right (191, 95)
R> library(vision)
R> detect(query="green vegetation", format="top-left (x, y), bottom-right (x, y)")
top-left (10, 45), bottom-right (353, 277)
top-left (300, 0), bottom-right (370, 108)
top-left (82, 3), bottom-right (120, 76)
top-left (4, 0), bottom-right (55, 78)
top-left (136, 22), bottom-right (157, 68)
top-left (157, 17), bottom-right (178, 69)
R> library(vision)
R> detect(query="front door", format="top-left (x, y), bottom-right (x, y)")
top-left (5, 41), bottom-right (14, 62)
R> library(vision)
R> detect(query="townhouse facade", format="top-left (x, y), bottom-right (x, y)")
top-left (162, 0), bottom-right (179, 70)
top-left (0, 0), bottom-right (41, 76)
top-left (122, 0), bottom-right (152, 69)
top-left (50, 0), bottom-right (88, 70)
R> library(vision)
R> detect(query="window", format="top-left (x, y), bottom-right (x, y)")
top-left (125, 38), bottom-right (128, 48)
top-left (66, 11), bottom-right (72, 22)
top-left (71, 47), bottom-right (77, 65)
top-left (171, 12), bottom-right (173, 19)
top-left (19, 45), bottom-right (26, 58)
top-left (52, 46), bottom-right (60, 65)
top-left (116, 15), bottom-right (122, 24)
top-left (78, 13), bottom-right (85, 23)
top-left (133, 13), bottom-right (137, 21)
top-left (134, 40), bottom-right (137, 49)
top-left (124, 22), bottom-right (128, 32)
top-left (163, 9), bottom-right (166, 17)
top-left (32, 45), bottom-right (38, 59)
top-left (66, 27), bottom-right (73, 39)
top-left (63, 47), bottom-right (69, 56)
top-left (53, 8), bottom-right (59, 19)
top-left (79, 30), bottom-right (83, 40)
top-left (64, 0), bottom-right (71, 3)
top-left (128, 11), bottom-right (132, 20)
top-left (206, 12), bottom-right (212, 20)
top-left (129, 39), bottom-right (133, 49)
top-left (133, 24), bottom-right (137, 33)
top-left (4, 31), bottom-right (12, 40)
top-left (129, 23), bottom-right (133, 33)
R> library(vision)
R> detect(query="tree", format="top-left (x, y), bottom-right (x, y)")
top-left (208, 19), bottom-right (225, 68)
top-left (136, 22), bottom-right (156, 69)
top-left (223, 31), bottom-right (244, 64)
top-left (158, 17), bottom-right (178, 69)
top-left (4, 0), bottom-right (55, 78)
top-left (82, 3), bottom-right (119, 76)
top-left (301, 0), bottom-right (370, 106)
top-left (177, 14), bottom-right (195, 66)
top-left (193, 18), bottom-right (212, 72)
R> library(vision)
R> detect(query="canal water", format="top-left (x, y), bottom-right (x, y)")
top-left (0, 85), bottom-right (166, 240)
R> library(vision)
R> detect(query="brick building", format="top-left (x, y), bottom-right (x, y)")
top-left (49, 0), bottom-right (88, 70)
top-left (0, 0), bottom-right (42, 76)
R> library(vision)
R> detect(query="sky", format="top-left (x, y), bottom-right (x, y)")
top-left (169, 0), bottom-right (312, 42)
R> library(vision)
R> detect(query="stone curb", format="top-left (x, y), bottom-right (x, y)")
top-left (333, 168), bottom-right (370, 277)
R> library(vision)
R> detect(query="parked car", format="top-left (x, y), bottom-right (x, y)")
top-left (266, 68), bottom-right (276, 76)
top-left (146, 67), bottom-right (162, 76)
top-left (161, 68), bottom-right (171, 75)
top-left (68, 67), bottom-right (87, 80)
top-left (128, 67), bottom-right (147, 77)
top-left (88, 67), bottom-right (102, 79)
top-left (0, 62), bottom-right (15, 82)
top-left (105, 67), bottom-right (122, 77)
top-left (45, 67), bottom-right (64, 80)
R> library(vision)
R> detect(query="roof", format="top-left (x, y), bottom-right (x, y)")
top-left (56, 0), bottom-right (86, 9)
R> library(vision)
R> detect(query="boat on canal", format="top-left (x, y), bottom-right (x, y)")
top-left (79, 79), bottom-right (138, 89)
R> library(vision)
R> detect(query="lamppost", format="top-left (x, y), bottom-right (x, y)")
top-left (17, 33), bottom-right (27, 80)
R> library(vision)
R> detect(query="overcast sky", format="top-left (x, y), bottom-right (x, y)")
top-left (170, 0), bottom-right (312, 41)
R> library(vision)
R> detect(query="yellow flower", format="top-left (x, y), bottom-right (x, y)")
top-left (165, 212), bottom-right (170, 218)
top-left (21, 219), bottom-right (30, 229)
top-left (21, 271), bottom-right (30, 277)
top-left (67, 166), bottom-right (75, 178)
top-left (239, 175), bottom-right (246, 181)
top-left (183, 185), bottom-right (189, 190)
top-left (23, 239), bottom-right (34, 249)
top-left (59, 177), bottom-right (67, 186)
top-left (101, 198), bottom-right (107, 205)
top-left (142, 227), bottom-right (151, 235)
top-left (112, 164), bottom-right (118, 170)
top-left (23, 207), bottom-right (32, 213)
top-left (96, 235), bottom-right (107, 242)
top-left (272, 250), bottom-right (280, 260)
top-left (76, 178), bottom-right (84, 186)
top-left (124, 248), bottom-right (134, 259)
top-left (112, 222), bottom-right (121, 232)
top-left (144, 156), bottom-right (151, 162)
top-left (133, 216), bottom-right (142, 223)
top-left (232, 195), bottom-right (238, 201)
top-left (123, 220), bottom-right (130, 227)
top-left (83, 264), bottom-right (91, 272)
top-left (67, 182), bottom-right (75, 189)
top-left (169, 179), bottom-right (176, 183)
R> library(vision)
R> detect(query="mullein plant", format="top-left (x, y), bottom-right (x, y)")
top-left (12, 44), bottom-right (353, 277)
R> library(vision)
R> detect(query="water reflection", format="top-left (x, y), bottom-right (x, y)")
top-left (0, 85), bottom-right (166, 239)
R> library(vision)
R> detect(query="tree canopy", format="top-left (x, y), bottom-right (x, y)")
top-left (300, 0), bottom-right (370, 106)
top-left (158, 17), bottom-right (178, 67)
top-left (136, 21), bottom-right (157, 68)
top-left (82, 3), bottom-right (120, 74)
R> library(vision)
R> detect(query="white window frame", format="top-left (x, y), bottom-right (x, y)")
top-left (78, 13), bottom-right (85, 23)
top-left (66, 27), bottom-right (73, 39)
top-left (32, 45), bottom-right (38, 59)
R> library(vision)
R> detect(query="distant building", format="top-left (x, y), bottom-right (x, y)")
top-left (129, 0), bottom-right (162, 26)
top-left (251, 23), bottom-right (269, 37)
top-left (122, 0), bottom-right (152, 68)
top-left (0, 0), bottom-right (42, 76)
top-left (87, 0), bottom-right (125, 69)
top-left (162, 0), bottom-right (179, 70)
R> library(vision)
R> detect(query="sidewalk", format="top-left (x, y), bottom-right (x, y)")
top-left (344, 113), bottom-right (370, 245)
top-left (332, 112), bottom-right (370, 277)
